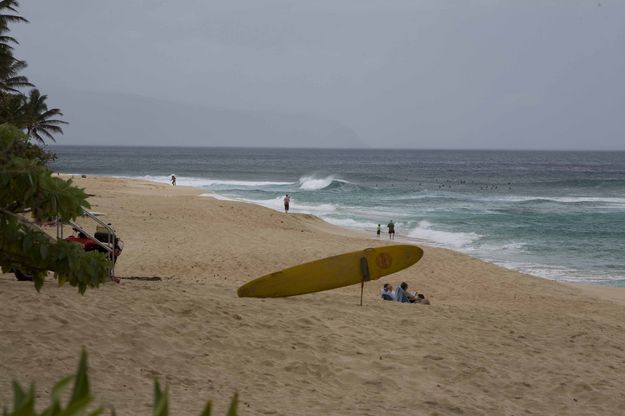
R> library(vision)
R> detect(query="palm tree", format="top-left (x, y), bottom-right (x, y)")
top-left (0, 88), bottom-right (22, 123)
top-left (0, 56), bottom-right (31, 93)
top-left (21, 89), bottom-right (67, 143)
top-left (0, 1), bottom-right (30, 102)
top-left (0, 0), bottom-right (27, 49)
top-left (0, 1), bottom-right (27, 27)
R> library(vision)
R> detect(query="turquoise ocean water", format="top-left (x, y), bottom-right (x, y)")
top-left (50, 146), bottom-right (625, 286)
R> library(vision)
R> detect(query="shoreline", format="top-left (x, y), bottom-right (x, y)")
top-left (63, 172), bottom-right (624, 291)
top-left (3, 175), bottom-right (625, 414)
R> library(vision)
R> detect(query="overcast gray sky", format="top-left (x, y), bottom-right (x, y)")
top-left (14, 1), bottom-right (625, 149)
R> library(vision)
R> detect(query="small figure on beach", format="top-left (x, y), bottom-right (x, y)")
top-left (395, 282), bottom-right (430, 305)
top-left (171, 175), bottom-right (176, 186)
top-left (380, 283), bottom-right (396, 301)
top-left (414, 293), bottom-right (430, 305)
top-left (387, 220), bottom-right (395, 240)
top-left (284, 194), bottom-right (290, 213)
top-left (376, 224), bottom-right (381, 237)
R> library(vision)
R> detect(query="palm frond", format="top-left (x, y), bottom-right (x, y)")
top-left (0, 34), bottom-right (16, 44)
top-left (41, 108), bottom-right (64, 118)
top-left (0, 14), bottom-right (27, 26)
top-left (31, 130), bottom-right (45, 144)
top-left (38, 124), bottom-right (65, 133)
top-left (39, 119), bottom-right (68, 127)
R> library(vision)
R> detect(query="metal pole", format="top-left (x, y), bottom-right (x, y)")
top-left (360, 279), bottom-right (364, 307)
top-left (359, 256), bottom-right (370, 307)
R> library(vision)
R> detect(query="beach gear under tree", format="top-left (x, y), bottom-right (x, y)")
top-left (0, 125), bottom-right (110, 292)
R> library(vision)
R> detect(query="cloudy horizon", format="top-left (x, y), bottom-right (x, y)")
top-left (14, 1), bottom-right (625, 150)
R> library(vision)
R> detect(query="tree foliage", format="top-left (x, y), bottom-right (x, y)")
top-left (0, 125), bottom-right (110, 293)
top-left (0, 0), bottom-right (65, 144)
top-left (21, 89), bottom-right (68, 144)
top-left (2, 349), bottom-right (239, 416)
top-left (0, 2), bottom-right (105, 292)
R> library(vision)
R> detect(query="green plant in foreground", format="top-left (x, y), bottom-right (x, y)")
top-left (2, 350), bottom-right (238, 416)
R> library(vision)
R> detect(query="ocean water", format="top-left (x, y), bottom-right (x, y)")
top-left (50, 146), bottom-right (625, 286)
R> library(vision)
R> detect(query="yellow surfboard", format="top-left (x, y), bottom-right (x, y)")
top-left (237, 244), bottom-right (423, 298)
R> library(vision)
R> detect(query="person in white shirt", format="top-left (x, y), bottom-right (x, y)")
top-left (380, 283), bottom-right (396, 301)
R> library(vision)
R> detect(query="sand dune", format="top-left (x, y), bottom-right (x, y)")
top-left (2, 176), bottom-right (625, 415)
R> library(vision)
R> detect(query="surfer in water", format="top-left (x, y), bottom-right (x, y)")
top-left (284, 194), bottom-right (290, 213)
top-left (387, 220), bottom-right (395, 240)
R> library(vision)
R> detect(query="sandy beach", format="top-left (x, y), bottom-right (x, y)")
top-left (2, 176), bottom-right (625, 415)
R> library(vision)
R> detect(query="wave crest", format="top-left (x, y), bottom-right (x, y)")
top-left (408, 220), bottom-right (481, 249)
top-left (298, 175), bottom-right (349, 191)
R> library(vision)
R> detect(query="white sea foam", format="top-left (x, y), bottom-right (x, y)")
top-left (493, 260), bottom-right (625, 284)
top-left (479, 241), bottom-right (528, 253)
top-left (490, 195), bottom-right (625, 205)
top-left (407, 220), bottom-right (481, 249)
top-left (199, 192), bottom-right (237, 201)
top-left (233, 196), bottom-right (283, 211)
top-left (298, 175), bottom-right (347, 190)
top-left (118, 175), bottom-right (292, 188)
top-left (296, 202), bottom-right (338, 213)
top-left (325, 217), bottom-right (376, 230)
top-left (234, 195), bottom-right (338, 216)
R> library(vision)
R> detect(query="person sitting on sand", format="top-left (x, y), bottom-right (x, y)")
top-left (414, 293), bottom-right (431, 305)
top-left (380, 283), bottom-right (396, 301)
top-left (395, 282), bottom-right (411, 303)
top-left (395, 282), bottom-right (430, 304)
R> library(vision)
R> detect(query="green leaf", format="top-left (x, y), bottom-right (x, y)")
top-left (226, 393), bottom-right (238, 416)
top-left (11, 382), bottom-right (26, 406)
top-left (22, 234), bottom-right (32, 252)
top-left (199, 400), bottom-right (212, 416)
top-left (10, 382), bottom-right (35, 416)
top-left (69, 349), bottom-right (90, 404)
top-left (57, 395), bottom-right (91, 416)
top-left (40, 400), bottom-right (61, 416)
top-left (34, 274), bottom-right (44, 292)
top-left (152, 381), bottom-right (169, 416)
top-left (51, 374), bottom-right (73, 402)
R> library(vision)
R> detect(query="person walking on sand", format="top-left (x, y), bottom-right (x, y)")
top-left (387, 220), bottom-right (395, 240)
top-left (171, 175), bottom-right (176, 186)
top-left (376, 224), bottom-right (381, 237)
top-left (284, 194), bottom-right (290, 213)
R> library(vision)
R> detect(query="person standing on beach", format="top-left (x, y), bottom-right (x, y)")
top-left (171, 175), bottom-right (176, 186)
top-left (387, 220), bottom-right (395, 240)
top-left (284, 194), bottom-right (290, 213)
top-left (376, 224), bottom-right (381, 237)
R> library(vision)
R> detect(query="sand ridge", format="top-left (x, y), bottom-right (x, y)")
top-left (2, 176), bottom-right (625, 415)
